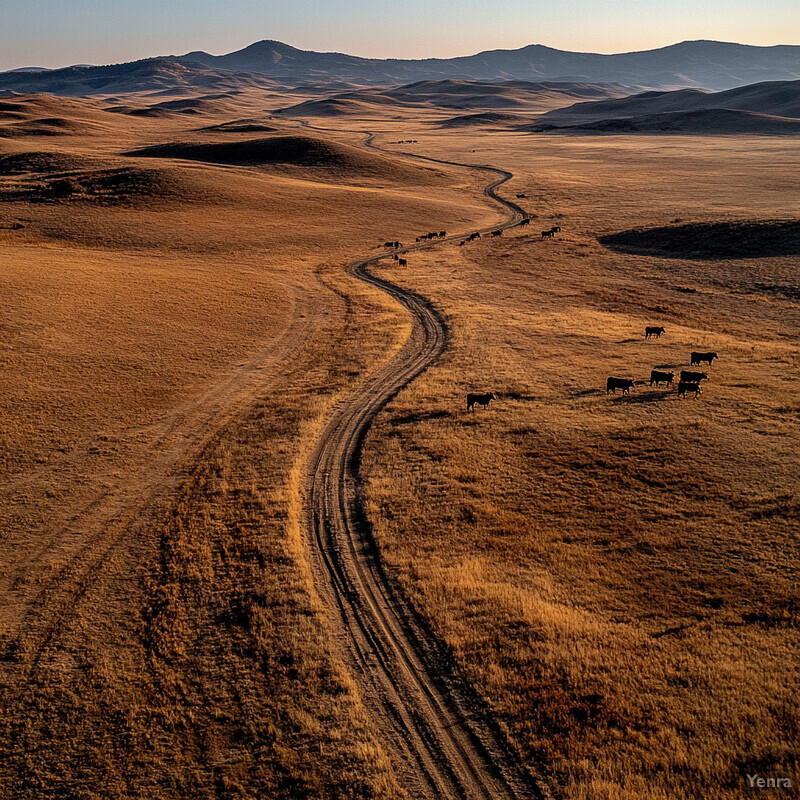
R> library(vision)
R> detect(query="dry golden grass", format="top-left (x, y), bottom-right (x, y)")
top-left (3, 89), bottom-right (799, 799)
top-left (361, 131), bottom-right (800, 799)
top-left (0, 93), bottom-right (495, 798)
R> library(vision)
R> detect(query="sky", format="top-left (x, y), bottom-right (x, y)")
top-left (1, 0), bottom-right (798, 71)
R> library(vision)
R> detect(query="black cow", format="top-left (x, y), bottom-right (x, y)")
top-left (691, 351), bottom-right (718, 366)
top-left (606, 377), bottom-right (635, 395)
top-left (550, 225), bottom-right (562, 233)
top-left (680, 370), bottom-right (708, 383)
top-left (438, 231), bottom-right (447, 238)
top-left (541, 229), bottom-right (555, 239)
top-left (677, 381), bottom-right (702, 398)
top-left (520, 218), bottom-right (530, 226)
top-left (467, 392), bottom-right (496, 411)
top-left (645, 326), bottom-right (666, 338)
top-left (398, 258), bottom-right (407, 267)
top-left (649, 370), bottom-right (674, 386)
top-left (491, 229), bottom-right (503, 237)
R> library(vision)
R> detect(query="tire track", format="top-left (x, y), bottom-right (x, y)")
top-left (304, 130), bottom-right (550, 800)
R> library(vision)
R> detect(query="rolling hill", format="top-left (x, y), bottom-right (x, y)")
top-left (531, 79), bottom-right (800, 126)
top-left (275, 79), bottom-right (630, 117)
top-left (547, 108), bottom-right (800, 135)
top-left (125, 134), bottom-right (446, 183)
top-left (527, 79), bottom-right (800, 134)
top-left (0, 58), bottom-right (280, 96)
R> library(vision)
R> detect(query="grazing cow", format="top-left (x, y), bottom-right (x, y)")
top-left (383, 241), bottom-right (394, 248)
top-left (677, 381), bottom-right (702, 398)
top-left (467, 232), bottom-right (481, 241)
top-left (649, 370), bottom-right (674, 387)
top-left (691, 351), bottom-right (718, 366)
top-left (541, 229), bottom-right (555, 239)
top-left (550, 225), bottom-right (562, 233)
top-left (415, 237), bottom-right (421, 242)
top-left (491, 229), bottom-right (503, 237)
top-left (394, 241), bottom-right (402, 249)
top-left (606, 377), bottom-right (635, 395)
top-left (516, 193), bottom-right (527, 198)
top-left (392, 253), bottom-right (399, 260)
top-left (438, 231), bottom-right (447, 237)
top-left (645, 326), bottom-right (666, 338)
top-left (680, 370), bottom-right (708, 383)
top-left (428, 232), bottom-right (437, 239)
top-left (459, 240), bottom-right (466, 246)
top-left (467, 392), bottom-right (496, 411)
top-left (398, 258), bottom-right (407, 267)
top-left (520, 217), bottom-right (530, 226)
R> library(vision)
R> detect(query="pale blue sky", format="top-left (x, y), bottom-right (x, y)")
top-left (1, 0), bottom-right (798, 71)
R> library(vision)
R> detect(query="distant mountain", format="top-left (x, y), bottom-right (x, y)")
top-left (173, 39), bottom-right (800, 91)
top-left (529, 79), bottom-right (800, 131)
top-left (2, 40), bottom-right (800, 96)
top-left (0, 58), bottom-right (279, 96)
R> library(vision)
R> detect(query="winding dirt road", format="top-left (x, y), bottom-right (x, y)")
top-left (305, 136), bottom-right (550, 800)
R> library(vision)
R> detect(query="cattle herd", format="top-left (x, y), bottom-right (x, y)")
top-left (607, 330), bottom-right (719, 400)
top-left (379, 222), bottom-right (721, 411)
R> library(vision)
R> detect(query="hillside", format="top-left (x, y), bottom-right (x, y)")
top-left (531, 79), bottom-right (800, 128)
top-left (539, 108), bottom-right (800, 135)
top-left (126, 134), bottom-right (445, 183)
top-left (0, 58), bottom-right (279, 96)
top-left (276, 79), bottom-right (629, 117)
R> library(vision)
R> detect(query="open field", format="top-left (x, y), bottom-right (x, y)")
top-left (1, 84), bottom-right (798, 800)
top-left (361, 129), bottom-right (800, 798)
top-left (0, 92), bottom-right (499, 798)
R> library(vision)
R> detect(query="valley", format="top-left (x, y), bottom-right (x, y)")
top-left (0, 64), bottom-right (798, 799)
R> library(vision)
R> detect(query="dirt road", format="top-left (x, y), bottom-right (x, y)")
top-left (305, 149), bottom-right (550, 799)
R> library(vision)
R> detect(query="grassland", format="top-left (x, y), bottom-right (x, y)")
top-left (1, 87), bottom-right (798, 800)
top-left (0, 93), bottom-right (496, 798)
top-left (361, 131), bottom-right (800, 799)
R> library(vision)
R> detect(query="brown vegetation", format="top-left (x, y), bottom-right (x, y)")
top-left (1, 86), bottom-right (798, 800)
top-left (0, 91), bottom-right (495, 798)
top-left (361, 131), bottom-right (800, 799)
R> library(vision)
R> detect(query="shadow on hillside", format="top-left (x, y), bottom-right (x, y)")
top-left (600, 219), bottom-right (800, 260)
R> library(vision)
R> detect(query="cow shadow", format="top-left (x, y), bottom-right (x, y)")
top-left (571, 388), bottom-right (603, 398)
top-left (611, 390), bottom-right (674, 404)
top-left (390, 409), bottom-right (451, 426)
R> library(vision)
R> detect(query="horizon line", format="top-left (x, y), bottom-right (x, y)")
top-left (4, 36), bottom-right (800, 74)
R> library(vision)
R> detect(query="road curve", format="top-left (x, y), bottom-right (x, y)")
top-left (305, 134), bottom-right (551, 800)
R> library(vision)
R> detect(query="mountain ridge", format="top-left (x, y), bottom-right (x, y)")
top-left (171, 39), bottom-right (800, 90)
top-left (1, 39), bottom-right (800, 95)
